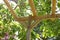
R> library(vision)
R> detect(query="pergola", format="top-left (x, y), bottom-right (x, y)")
top-left (3, 0), bottom-right (59, 40)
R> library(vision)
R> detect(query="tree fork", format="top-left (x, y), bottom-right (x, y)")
top-left (26, 15), bottom-right (32, 40)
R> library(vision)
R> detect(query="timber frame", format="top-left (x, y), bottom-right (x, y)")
top-left (3, 0), bottom-right (58, 40)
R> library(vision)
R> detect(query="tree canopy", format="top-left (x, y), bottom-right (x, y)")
top-left (0, 0), bottom-right (60, 40)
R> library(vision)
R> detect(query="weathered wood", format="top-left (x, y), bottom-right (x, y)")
top-left (4, 0), bottom-right (18, 19)
top-left (29, 0), bottom-right (37, 16)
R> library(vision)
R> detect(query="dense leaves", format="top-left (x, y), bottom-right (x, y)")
top-left (0, 0), bottom-right (60, 40)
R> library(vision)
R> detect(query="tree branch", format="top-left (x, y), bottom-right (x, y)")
top-left (4, 0), bottom-right (28, 21)
top-left (13, 5), bottom-right (18, 10)
top-left (31, 14), bottom-right (60, 28)
top-left (52, 0), bottom-right (56, 15)
top-left (4, 0), bottom-right (18, 19)
top-left (29, 0), bottom-right (37, 16)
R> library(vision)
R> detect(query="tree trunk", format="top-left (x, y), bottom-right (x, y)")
top-left (26, 27), bottom-right (31, 40)
top-left (26, 15), bottom-right (32, 40)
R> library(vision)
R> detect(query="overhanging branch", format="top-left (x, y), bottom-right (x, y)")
top-left (4, 0), bottom-right (18, 19)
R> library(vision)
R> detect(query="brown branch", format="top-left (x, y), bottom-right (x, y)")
top-left (29, 0), bottom-right (37, 16)
top-left (16, 17), bottom-right (28, 21)
top-left (4, 0), bottom-right (18, 19)
top-left (52, 0), bottom-right (56, 15)
top-left (3, 0), bottom-right (28, 21)
top-left (31, 14), bottom-right (60, 28)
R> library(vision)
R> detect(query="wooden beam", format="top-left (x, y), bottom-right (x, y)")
top-left (29, 0), bottom-right (37, 16)
top-left (13, 5), bottom-right (18, 10)
top-left (3, 0), bottom-right (28, 21)
top-left (52, 0), bottom-right (56, 15)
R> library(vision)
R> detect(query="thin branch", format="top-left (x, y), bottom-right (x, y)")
top-left (52, 0), bottom-right (56, 15)
top-left (13, 5), bottom-right (18, 10)
top-left (4, 0), bottom-right (18, 19)
top-left (14, 5), bottom-right (20, 10)
top-left (29, 0), bottom-right (37, 16)
top-left (4, 0), bottom-right (28, 21)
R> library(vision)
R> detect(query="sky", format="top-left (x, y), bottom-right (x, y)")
top-left (0, 0), bottom-right (4, 4)
top-left (0, 0), bottom-right (17, 8)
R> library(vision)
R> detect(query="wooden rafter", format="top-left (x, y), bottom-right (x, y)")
top-left (3, 0), bottom-right (28, 21)
top-left (29, 0), bottom-right (37, 16)
top-left (52, 0), bottom-right (56, 15)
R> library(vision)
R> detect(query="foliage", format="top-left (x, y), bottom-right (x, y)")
top-left (0, 0), bottom-right (60, 40)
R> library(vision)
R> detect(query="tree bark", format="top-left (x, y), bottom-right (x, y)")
top-left (26, 27), bottom-right (31, 40)
top-left (26, 15), bottom-right (32, 40)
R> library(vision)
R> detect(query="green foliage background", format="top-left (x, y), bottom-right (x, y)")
top-left (0, 0), bottom-right (60, 40)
